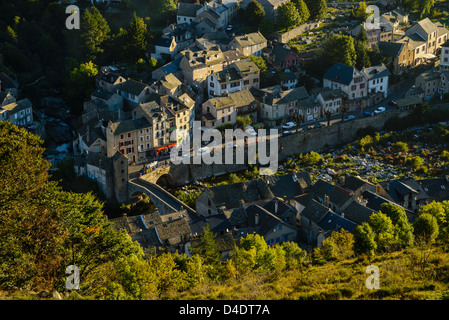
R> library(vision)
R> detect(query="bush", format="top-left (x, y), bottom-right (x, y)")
top-left (405, 156), bottom-right (423, 169)
top-left (393, 141), bottom-right (409, 153)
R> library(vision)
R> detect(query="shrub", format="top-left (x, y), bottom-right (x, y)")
top-left (405, 156), bottom-right (424, 169)
top-left (393, 141), bottom-right (409, 153)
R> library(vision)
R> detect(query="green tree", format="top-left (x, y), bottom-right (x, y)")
top-left (379, 203), bottom-right (414, 248)
top-left (418, 0), bottom-right (434, 18)
top-left (322, 33), bottom-right (357, 67)
top-left (292, 0), bottom-right (310, 24)
top-left (80, 6), bottom-right (111, 61)
top-left (414, 213), bottom-right (439, 244)
top-left (305, 0), bottom-right (327, 21)
top-left (236, 115), bottom-right (253, 129)
top-left (245, 0), bottom-right (266, 27)
top-left (281, 241), bottom-right (307, 269)
top-left (368, 211), bottom-right (395, 251)
top-left (276, 2), bottom-right (300, 30)
top-left (65, 60), bottom-right (98, 114)
top-left (353, 222), bottom-right (377, 257)
top-left (417, 201), bottom-right (449, 242)
top-left (355, 1), bottom-right (369, 20)
top-left (191, 224), bottom-right (222, 272)
top-left (125, 12), bottom-right (149, 61)
top-left (159, 0), bottom-right (178, 20)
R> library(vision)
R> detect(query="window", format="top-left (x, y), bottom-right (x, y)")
top-left (128, 133), bottom-right (131, 138)
top-left (210, 82), bottom-right (214, 87)
top-left (351, 85), bottom-right (356, 91)
top-left (253, 78), bottom-right (259, 83)
top-left (120, 134), bottom-right (124, 140)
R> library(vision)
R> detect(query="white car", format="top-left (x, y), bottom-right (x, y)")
top-left (374, 106), bottom-right (386, 114)
top-left (226, 25), bottom-right (233, 31)
top-left (343, 115), bottom-right (355, 122)
top-left (244, 126), bottom-right (257, 136)
top-left (282, 122), bottom-right (296, 129)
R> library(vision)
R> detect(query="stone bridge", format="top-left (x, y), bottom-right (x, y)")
top-left (128, 177), bottom-right (198, 217)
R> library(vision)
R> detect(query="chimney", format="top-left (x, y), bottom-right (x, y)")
top-left (275, 198), bottom-right (278, 214)
top-left (386, 181), bottom-right (390, 191)
top-left (324, 194), bottom-right (330, 208)
top-left (341, 212), bottom-right (344, 218)
top-left (255, 213), bottom-right (259, 226)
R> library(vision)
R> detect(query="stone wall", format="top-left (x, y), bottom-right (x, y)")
top-left (146, 110), bottom-right (412, 186)
top-left (271, 21), bottom-right (321, 43)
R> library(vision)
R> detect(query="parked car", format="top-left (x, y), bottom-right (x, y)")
top-left (226, 25), bottom-right (233, 31)
top-left (307, 125), bottom-right (314, 130)
top-left (244, 125), bottom-right (257, 136)
top-left (388, 100), bottom-right (397, 107)
top-left (314, 122), bottom-right (325, 128)
top-left (282, 130), bottom-right (292, 136)
top-left (361, 111), bottom-right (371, 118)
top-left (343, 115), bottom-right (355, 121)
top-left (374, 106), bottom-right (386, 114)
top-left (282, 121), bottom-right (296, 129)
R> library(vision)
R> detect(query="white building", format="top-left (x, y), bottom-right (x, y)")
top-left (440, 40), bottom-right (449, 71)
top-left (361, 64), bottom-right (391, 99)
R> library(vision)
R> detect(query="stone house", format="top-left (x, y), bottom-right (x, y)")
top-left (227, 32), bottom-right (267, 57)
top-left (323, 63), bottom-right (368, 101)
top-left (266, 43), bottom-right (301, 70)
top-left (0, 98), bottom-right (33, 127)
top-left (178, 39), bottom-right (225, 85)
top-left (251, 85), bottom-right (310, 127)
top-left (207, 58), bottom-right (260, 97)
top-left (361, 63), bottom-right (391, 99)
top-left (115, 79), bottom-right (152, 110)
top-left (414, 69), bottom-right (441, 101)
top-left (316, 88), bottom-right (346, 116)
top-left (97, 72), bottom-right (126, 92)
top-left (201, 89), bottom-right (257, 128)
top-left (378, 41), bottom-right (414, 75)
top-left (177, 2), bottom-right (203, 25)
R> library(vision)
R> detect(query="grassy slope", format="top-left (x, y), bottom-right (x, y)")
top-left (173, 247), bottom-right (449, 300)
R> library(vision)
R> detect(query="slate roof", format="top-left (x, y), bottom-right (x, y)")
top-left (361, 190), bottom-right (404, 213)
top-left (324, 63), bottom-right (357, 86)
top-left (318, 88), bottom-right (347, 101)
top-left (343, 175), bottom-right (376, 193)
top-left (379, 179), bottom-right (429, 203)
top-left (416, 17), bottom-right (438, 36)
top-left (206, 178), bottom-right (274, 210)
top-left (231, 32), bottom-right (267, 48)
top-left (417, 178), bottom-right (449, 203)
top-left (341, 200), bottom-right (376, 225)
top-left (378, 41), bottom-right (404, 57)
top-left (99, 72), bottom-right (122, 84)
top-left (189, 213), bottom-right (233, 235)
top-left (317, 211), bottom-right (357, 233)
top-left (109, 117), bottom-right (151, 135)
top-left (310, 179), bottom-right (353, 208)
top-left (156, 37), bottom-right (174, 48)
top-left (177, 2), bottom-right (202, 17)
top-left (362, 64), bottom-right (391, 81)
top-left (269, 45), bottom-right (297, 66)
top-left (117, 79), bottom-right (148, 96)
top-left (189, 232), bottom-right (236, 252)
top-left (92, 87), bottom-right (115, 101)
top-left (265, 172), bottom-right (311, 199)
